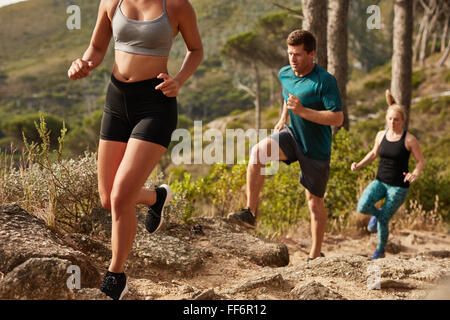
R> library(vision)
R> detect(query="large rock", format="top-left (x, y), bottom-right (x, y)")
top-left (0, 204), bottom-right (102, 297)
top-left (290, 280), bottom-right (345, 300)
top-left (224, 273), bottom-right (288, 295)
top-left (281, 254), bottom-right (450, 285)
top-left (0, 258), bottom-right (77, 299)
top-left (195, 218), bottom-right (290, 267)
top-left (130, 231), bottom-right (208, 276)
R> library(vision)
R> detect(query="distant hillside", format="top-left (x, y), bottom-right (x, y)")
top-left (1, 0), bottom-right (444, 157)
top-left (0, 0), bottom-right (298, 124)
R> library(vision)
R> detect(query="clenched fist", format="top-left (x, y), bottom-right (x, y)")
top-left (68, 58), bottom-right (94, 80)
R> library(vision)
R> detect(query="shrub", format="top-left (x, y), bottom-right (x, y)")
top-left (1, 112), bottom-right (66, 148)
top-left (363, 77), bottom-right (390, 90)
top-left (412, 70), bottom-right (426, 89)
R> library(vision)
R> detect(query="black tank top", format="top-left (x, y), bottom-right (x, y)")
top-left (376, 130), bottom-right (411, 188)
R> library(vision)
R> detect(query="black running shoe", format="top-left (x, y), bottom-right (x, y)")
top-left (100, 271), bottom-right (128, 300)
top-left (307, 252), bottom-right (325, 262)
top-left (145, 184), bottom-right (172, 234)
top-left (227, 208), bottom-right (256, 229)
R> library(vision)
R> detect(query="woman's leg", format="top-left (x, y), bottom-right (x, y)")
top-left (97, 139), bottom-right (158, 211)
top-left (108, 138), bottom-right (167, 273)
top-left (376, 185), bottom-right (409, 252)
top-left (357, 180), bottom-right (387, 217)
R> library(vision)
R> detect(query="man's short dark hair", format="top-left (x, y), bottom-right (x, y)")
top-left (286, 30), bottom-right (316, 53)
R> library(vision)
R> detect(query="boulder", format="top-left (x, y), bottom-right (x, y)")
top-left (0, 258), bottom-right (76, 299)
top-left (0, 204), bottom-right (101, 297)
top-left (196, 218), bottom-right (290, 267)
top-left (290, 280), bottom-right (345, 300)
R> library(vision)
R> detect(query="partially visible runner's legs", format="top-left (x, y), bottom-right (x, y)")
top-left (228, 137), bottom-right (287, 229)
top-left (98, 138), bottom-right (166, 299)
top-left (376, 185), bottom-right (408, 253)
top-left (357, 179), bottom-right (408, 259)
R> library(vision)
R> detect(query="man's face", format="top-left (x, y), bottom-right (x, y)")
top-left (287, 44), bottom-right (315, 75)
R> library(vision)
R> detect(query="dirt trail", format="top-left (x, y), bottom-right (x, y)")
top-left (1, 204), bottom-right (448, 300)
top-left (121, 221), bottom-right (450, 300)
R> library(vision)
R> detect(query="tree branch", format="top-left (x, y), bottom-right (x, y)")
top-left (272, 2), bottom-right (303, 19)
top-left (236, 81), bottom-right (255, 97)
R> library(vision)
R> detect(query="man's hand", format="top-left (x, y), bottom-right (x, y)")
top-left (286, 94), bottom-right (305, 116)
top-left (351, 162), bottom-right (359, 171)
top-left (68, 58), bottom-right (94, 80)
top-left (155, 73), bottom-right (181, 97)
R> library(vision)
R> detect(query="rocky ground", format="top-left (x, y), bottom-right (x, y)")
top-left (0, 203), bottom-right (449, 300)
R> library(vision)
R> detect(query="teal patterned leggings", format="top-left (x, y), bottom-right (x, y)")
top-left (357, 179), bottom-right (409, 252)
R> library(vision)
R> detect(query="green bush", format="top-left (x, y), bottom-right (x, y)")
top-left (259, 162), bottom-right (308, 238)
top-left (445, 71), bottom-right (450, 84)
top-left (407, 158), bottom-right (450, 222)
top-left (65, 110), bottom-right (102, 155)
top-left (412, 70), bottom-right (426, 89)
top-left (229, 109), bottom-right (245, 116)
top-left (1, 112), bottom-right (65, 149)
top-left (355, 117), bottom-right (385, 144)
top-left (363, 77), bottom-right (390, 90)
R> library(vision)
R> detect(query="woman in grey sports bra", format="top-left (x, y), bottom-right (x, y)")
top-left (67, 0), bottom-right (203, 300)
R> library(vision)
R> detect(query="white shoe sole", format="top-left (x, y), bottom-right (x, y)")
top-left (118, 283), bottom-right (128, 300)
top-left (154, 184), bottom-right (172, 233)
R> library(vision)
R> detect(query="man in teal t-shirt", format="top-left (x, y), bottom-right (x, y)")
top-left (228, 30), bottom-right (343, 262)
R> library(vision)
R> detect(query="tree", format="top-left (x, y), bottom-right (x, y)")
top-left (347, 0), bottom-right (392, 72)
top-left (255, 9), bottom-right (301, 110)
top-left (327, 0), bottom-right (350, 131)
top-left (222, 32), bottom-right (267, 130)
top-left (440, 2), bottom-right (449, 54)
top-left (301, 0), bottom-right (328, 68)
top-left (413, 0), bottom-right (446, 66)
top-left (437, 1), bottom-right (450, 67)
top-left (391, 0), bottom-right (413, 129)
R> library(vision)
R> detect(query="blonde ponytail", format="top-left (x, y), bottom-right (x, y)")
top-left (385, 89), bottom-right (407, 121)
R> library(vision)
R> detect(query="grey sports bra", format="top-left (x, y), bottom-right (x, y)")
top-left (112, 0), bottom-right (173, 56)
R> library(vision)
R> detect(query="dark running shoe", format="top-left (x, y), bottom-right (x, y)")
top-left (227, 208), bottom-right (256, 229)
top-left (145, 184), bottom-right (172, 234)
top-left (367, 215), bottom-right (378, 233)
top-left (100, 271), bottom-right (128, 300)
top-left (307, 252), bottom-right (325, 263)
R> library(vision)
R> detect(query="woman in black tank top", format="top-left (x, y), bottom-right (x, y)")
top-left (350, 90), bottom-right (425, 260)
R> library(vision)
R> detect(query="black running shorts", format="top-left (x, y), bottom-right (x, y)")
top-left (270, 125), bottom-right (330, 198)
top-left (100, 74), bottom-right (178, 148)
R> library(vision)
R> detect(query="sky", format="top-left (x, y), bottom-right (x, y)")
top-left (0, 0), bottom-right (28, 9)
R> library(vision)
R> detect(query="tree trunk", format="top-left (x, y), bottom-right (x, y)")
top-left (441, 14), bottom-right (449, 52)
top-left (437, 41), bottom-right (450, 67)
top-left (391, 0), bottom-right (413, 130)
top-left (413, 13), bottom-right (428, 62)
top-left (419, 0), bottom-right (442, 66)
top-left (252, 62), bottom-right (261, 130)
top-left (327, 0), bottom-right (349, 132)
top-left (430, 31), bottom-right (438, 53)
top-left (273, 70), bottom-right (284, 115)
top-left (301, 0), bottom-right (328, 69)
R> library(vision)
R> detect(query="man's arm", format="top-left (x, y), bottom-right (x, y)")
top-left (274, 100), bottom-right (289, 131)
top-left (286, 94), bottom-right (343, 126)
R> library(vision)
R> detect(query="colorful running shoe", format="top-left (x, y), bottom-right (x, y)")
top-left (370, 249), bottom-right (385, 260)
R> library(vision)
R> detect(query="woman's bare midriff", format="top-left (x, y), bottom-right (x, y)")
top-left (112, 50), bottom-right (169, 82)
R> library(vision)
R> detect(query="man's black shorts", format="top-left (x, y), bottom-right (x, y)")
top-left (269, 125), bottom-right (330, 198)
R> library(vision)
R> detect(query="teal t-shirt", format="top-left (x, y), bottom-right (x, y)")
top-left (279, 64), bottom-right (342, 160)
